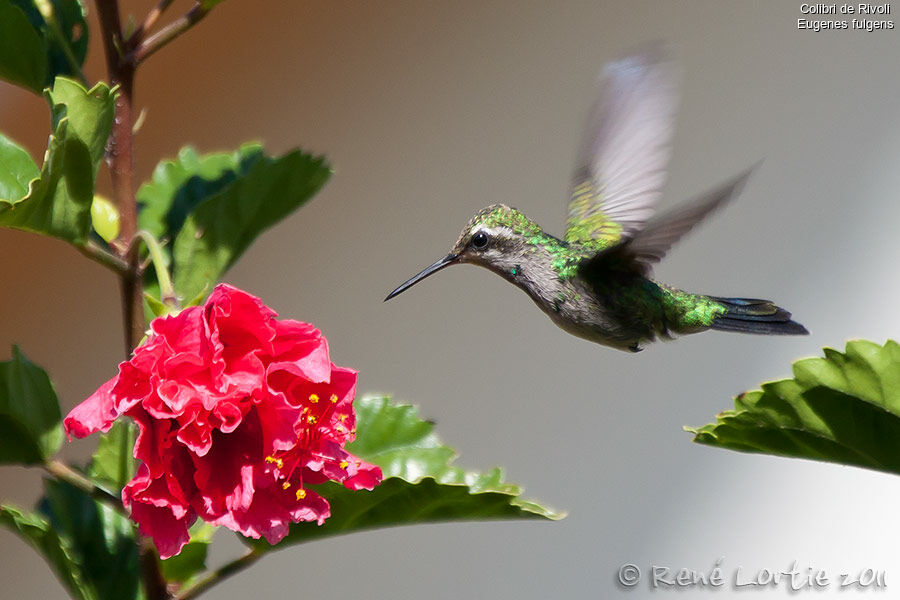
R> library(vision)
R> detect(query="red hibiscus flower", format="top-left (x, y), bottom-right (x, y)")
top-left (65, 284), bottom-right (382, 558)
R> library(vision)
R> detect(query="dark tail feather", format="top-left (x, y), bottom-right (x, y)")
top-left (709, 296), bottom-right (808, 335)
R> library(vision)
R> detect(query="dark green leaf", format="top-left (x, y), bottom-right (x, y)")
top-left (0, 78), bottom-right (115, 245)
top-left (87, 420), bottom-right (137, 491)
top-left (0, 345), bottom-right (63, 464)
top-left (689, 340), bottom-right (900, 474)
top-left (41, 0), bottom-right (89, 81)
top-left (254, 396), bottom-right (563, 550)
top-left (170, 147), bottom-right (331, 301)
top-left (38, 478), bottom-right (140, 600)
top-left (0, 504), bottom-right (90, 599)
top-left (0, 0), bottom-right (47, 93)
top-left (5, 0), bottom-right (88, 91)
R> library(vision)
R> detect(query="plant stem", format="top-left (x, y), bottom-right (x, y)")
top-left (131, 3), bottom-right (213, 65)
top-left (95, 2), bottom-right (165, 599)
top-left (129, 0), bottom-right (176, 46)
top-left (77, 239), bottom-right (131, 274)
top-left (175, 549), bottom-right (263, 600)
top-left (43, 460), bottom-right (126, 515)
top-left (95, 0), bottom-right (144, 355)
top-left (135, 230), bottom-right (177, 307)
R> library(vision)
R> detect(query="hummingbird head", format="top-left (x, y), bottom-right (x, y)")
top-left (384, 204), bottom-right (544, 301)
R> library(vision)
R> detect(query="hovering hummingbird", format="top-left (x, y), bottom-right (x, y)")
top-left (384, 47), bottom-right (807, 352)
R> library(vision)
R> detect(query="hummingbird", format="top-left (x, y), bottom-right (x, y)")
top-left (384, 47), bottom-right (807, 352)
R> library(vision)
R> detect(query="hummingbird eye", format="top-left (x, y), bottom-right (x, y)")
top-left (471, 231), bottom-right (489, 249)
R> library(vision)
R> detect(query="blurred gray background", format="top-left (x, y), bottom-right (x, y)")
top-left (2, 1), bottom-right (900, 597)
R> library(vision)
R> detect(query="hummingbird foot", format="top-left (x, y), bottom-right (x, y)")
top-left (628, 343), bottom-right (643, 353)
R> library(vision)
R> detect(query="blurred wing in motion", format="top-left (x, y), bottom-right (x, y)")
top-left (618, 165), bottom-right (756, 267)
top-left (565, 45), bottom-right (679, 248)
top-left (584, 165), bottom-right (758, 276)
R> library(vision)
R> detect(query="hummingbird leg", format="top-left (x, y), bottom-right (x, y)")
top-left (628, 343), bottom-right (643, 353)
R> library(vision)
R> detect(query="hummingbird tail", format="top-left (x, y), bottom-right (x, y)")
top-left (708, 296), bottom-right (809, 335)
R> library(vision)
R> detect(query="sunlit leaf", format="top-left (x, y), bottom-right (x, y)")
top-left (0, 78), bottom-right (115, 245)
top-left (689, 340), bottom-right (900, 474)
top-left (255, 396), bottom-right (563, 550)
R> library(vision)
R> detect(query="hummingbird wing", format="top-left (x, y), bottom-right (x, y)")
top-left (586, 166), bottom-right (757, 275)
top-left (565, 45), bottom-right (678, 248)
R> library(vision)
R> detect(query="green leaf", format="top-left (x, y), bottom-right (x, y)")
top-left (0, 133), bottom-right (41, 201)
top-left (38, 0), bottom-right (89, 81)
top-left (87, 420), bottom-right (137, 491)
top-left (136, 145), bottom-right (264, 319)
top-left (143, 292), bottom-right (169, 318)
top-left (0, 78), bottom-right (115, 245)
top-left (1, 477), bottom-right (140, 600)
top-left (159, 523), bottom-right (215, 584)
top-left (254, 396), bottom-right (563, 550)
top-left (46, 78), bottom-right (115, 171)
top-left (689, 340), bottom-right (900, 474)
top-left (0, 345), bottom-right (63, 464)
top-left (172, 147), bottom-right (330, 301)
top-left (137, 144), bottom-right (264, 243)
top-left (139, 145), bottom-right (329, 302)
top-left (160, 542), bottom-right (208, 583)
top-left (0, 0), bottom-right (48, 93)
top-left (0, 503), bottom-right (92, 600)
top-left (1, 0), bottom-right (89, 92)
top-left (38, 478), bottom-right (140, 600)
top-left (137, 144), bottom-right (329, 308)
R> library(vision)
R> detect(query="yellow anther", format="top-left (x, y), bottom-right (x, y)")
top-left (309, 394), bottom-right (319, 403)
top-left (296, 489), bottom-right (307, 500)
top-left (339, 414), bottom-right (347, 422)
top-left (307, 414), bottom-right (318, 424)
top-left (330, 394), bottom-right (338, 403)
top-left (340, 460), bottom-right (349, 469)
top-left (282, 481), bottom-right (291, 490)
top-left (265, 456), bottom-right (284, 468)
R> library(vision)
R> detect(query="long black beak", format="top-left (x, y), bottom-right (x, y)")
top-left (384, 254), bottom-right (459, 301)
